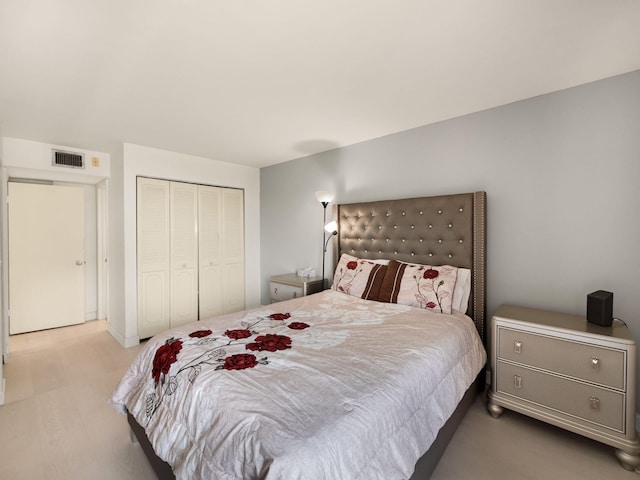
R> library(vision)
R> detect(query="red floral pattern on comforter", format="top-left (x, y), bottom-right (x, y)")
top-left (145, 312), bottom-right (303, 420)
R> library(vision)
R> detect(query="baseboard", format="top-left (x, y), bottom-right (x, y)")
top-left (107, 323), bottom-right (140, 348)
top-left (123, 335), bottom-right (140, 348)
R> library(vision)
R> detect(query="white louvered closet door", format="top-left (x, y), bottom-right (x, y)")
top-left (170, 181), bottom-right (199, 327)
top-left (222, 188), bottom-right (245, 313)
top-left (138, 179), bottom-right (245, 338)
top-left (198, 185), bottom-right (223, 319)
top-left (137, 178), bottom-right (171, 339)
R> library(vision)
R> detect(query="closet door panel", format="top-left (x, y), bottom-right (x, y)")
top-left (200, 264), bottom-right (223, 318)
top-left (198, 185), bottom-right (223, 318)
top-left (223, 263), bottom-right (245, 313)
top-left (170, 182), bottom-right (198, 327)
top-left (173, 269), bottom-right (198, 321)
top-left (222, 188), bottom-right (244, 265)
top-left (222, 188), bottom-right (245, 313)
top-left (139, 271), bottom-right (169, 336)
top-left (137, 178), bottom-right (170, 339)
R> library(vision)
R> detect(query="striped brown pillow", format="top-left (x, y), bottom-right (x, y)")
top-left (378, 260), bottom-right (458, 314)
top-left (331, 254), bottom-right (388, 301)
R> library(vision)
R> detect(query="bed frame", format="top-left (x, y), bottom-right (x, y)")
top-left (127, 191), bottom-right (487, 479)
top-left (335, 191), bottom-right (487, 479)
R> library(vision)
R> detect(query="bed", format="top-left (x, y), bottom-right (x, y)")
top-left (111, 191), bottom-right (487, 480)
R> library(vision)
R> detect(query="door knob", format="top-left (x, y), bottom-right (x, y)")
top-left (75, 260), bottom-right (85, 266)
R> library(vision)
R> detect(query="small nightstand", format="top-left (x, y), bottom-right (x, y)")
top-left (487, 304), bottom-right (640, 471)
top-left (269, 273), bottom-right (325, 303)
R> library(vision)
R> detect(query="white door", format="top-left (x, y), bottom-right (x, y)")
top-left (8, 182), bottom-right (85, 334)
top-left (170, 182), bottom-right (198, 327)
top-left (222, 188), bottom-right (245, 313)
top-left (198, 185), bottom-right (223, 319)
top-left (137, 178), bottom-right (171, 339)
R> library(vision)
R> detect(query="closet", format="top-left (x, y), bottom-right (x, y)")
top-left (137, 177), bottom-right (245, 339)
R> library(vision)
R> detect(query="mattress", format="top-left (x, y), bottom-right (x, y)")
top-left (111, 289), bottom-right (486, 480)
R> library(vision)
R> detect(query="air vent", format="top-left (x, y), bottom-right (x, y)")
top-left (52, 149), bottom-right (84, 169)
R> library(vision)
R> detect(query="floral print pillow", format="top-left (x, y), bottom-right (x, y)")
top-left (331, 254), bottom-right (388, 301)
top-left (377, 260), bottom-right (458, 314)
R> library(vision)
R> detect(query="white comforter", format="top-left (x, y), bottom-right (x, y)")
top-left (111, 290), bottom-right (486, 480)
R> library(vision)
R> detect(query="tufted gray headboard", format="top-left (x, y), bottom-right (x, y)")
top-left (333, 192), bottom-right (487, 341)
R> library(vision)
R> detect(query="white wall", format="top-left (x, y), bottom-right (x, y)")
top-left (2, 137), bottom-right (109, 181)
top-left (107, 147), bottom-right (126, 346)
top-left (108, 143), bottom-right (261, 347)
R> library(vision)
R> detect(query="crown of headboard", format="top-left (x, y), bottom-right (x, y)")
top-left (333, 191), bottom-right (487, 341)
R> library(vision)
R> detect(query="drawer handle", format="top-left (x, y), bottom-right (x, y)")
top-left (591, 357), bottom-right (600, 368)
top-left (274, 287), bottom-right (278, 294)
top-left (589, 396), bottom-right (600, 410)
top-left (293, 291), bottom-right (298, 298)
top-left (514, 375), bottom-right (522, 388)
top-left (514, 340), bottom-right (522, 354)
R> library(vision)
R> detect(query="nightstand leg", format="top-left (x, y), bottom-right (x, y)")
top-left (486, 401), bottom-right (503, 418)
top-left (614, 448), bottom-right (640, 471)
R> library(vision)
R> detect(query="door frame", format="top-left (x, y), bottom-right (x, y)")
top-left (97, 179), bottom-right (109, 322)
top-left (0, 169), bottom-right (109, 362)
top-left (1, 167), bottom-right (8, 365)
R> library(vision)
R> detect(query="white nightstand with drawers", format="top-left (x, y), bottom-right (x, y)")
top-left (487, 304), bottom-right (640, 471)
top-left (269, 273), bottom-right (325, 303)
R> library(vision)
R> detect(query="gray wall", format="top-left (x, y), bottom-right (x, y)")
top-left (261, 69), bottom-right (640, 400)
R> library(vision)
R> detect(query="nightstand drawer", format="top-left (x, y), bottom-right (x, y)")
top-left (497, 361), bottom-right (625, 432)
top-left (270, 282), bottom-right (303, 302)
top-left (498, 327), bottom-right (625, 390)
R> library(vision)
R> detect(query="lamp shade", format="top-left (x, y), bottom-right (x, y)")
top-left (324, 221), bottom-right (338, 234)
top-left (315, 191), bottom-right (335, 204)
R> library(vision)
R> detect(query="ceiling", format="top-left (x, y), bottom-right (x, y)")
top-left (1, 1), bottom-right (639, 168)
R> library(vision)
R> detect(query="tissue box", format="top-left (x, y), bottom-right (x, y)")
top-left (296, 268), bottom-right (316, 278)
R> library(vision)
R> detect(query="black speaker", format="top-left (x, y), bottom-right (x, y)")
top-left (587, 290), bottom-right (613, 327)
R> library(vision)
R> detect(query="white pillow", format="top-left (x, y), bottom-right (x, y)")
top-left (452, 268), bottom-right (471, 312)
top-left (369, 259), bottom-right (390, 265)
top-left (394, 260), bottom-right (470, 312)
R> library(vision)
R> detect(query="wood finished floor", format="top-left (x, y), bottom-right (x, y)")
top-left (1, 319), bottom-right (637, 479)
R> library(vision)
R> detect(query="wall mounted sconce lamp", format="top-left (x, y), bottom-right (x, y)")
top-left (324, 221), bottom-right (338, 251)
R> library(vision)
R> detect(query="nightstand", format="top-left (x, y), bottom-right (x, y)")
top-left (269, 273), bottom-right (325, 303)
top-left (487, 304), bottom-right (640, 470)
